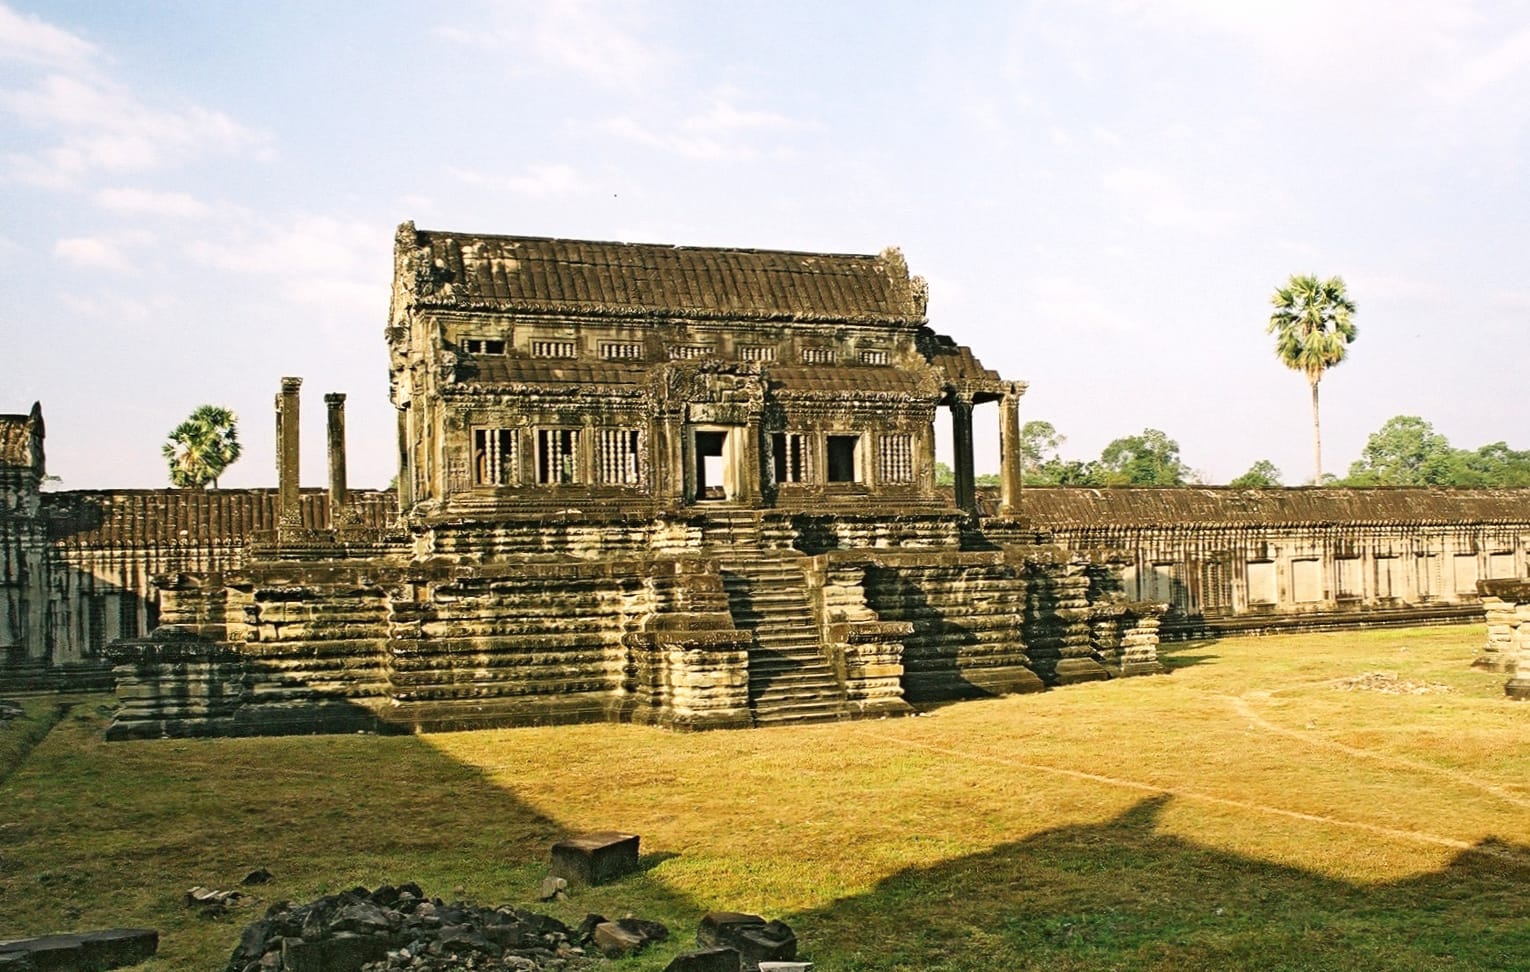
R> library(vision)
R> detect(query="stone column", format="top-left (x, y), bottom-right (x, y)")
top-left (325, 393), bottom-right (348, 520)
top-left (277, 377), bottom-right (302, 525)
top-left (999, 382), bottom-right (1024, 516)
top-left (951, 394), bottom-right (976, 515)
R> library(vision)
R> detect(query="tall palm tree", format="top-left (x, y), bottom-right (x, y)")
top-left (162, 405), bottom-right (242, 488)
top-left (1267, 275), bottom-right (1357, 483)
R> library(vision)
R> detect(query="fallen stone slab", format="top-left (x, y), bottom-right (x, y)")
top-left (758, 962), bottom-right (814, 972)
top-left (548, 832), bottom-right (640, 885)
top-left (664, 946), bottom-right (741, 972)
top-left (0, 928), bottom-right (158, 971)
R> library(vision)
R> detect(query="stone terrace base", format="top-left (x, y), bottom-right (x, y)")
top-left (1476, 579), bottom-right (1530, 699)
top-left (103, 513), bottom-right (1162, 739)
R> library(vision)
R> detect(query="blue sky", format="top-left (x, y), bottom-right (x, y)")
top-left (3, 1), bottom-right (1528, 489)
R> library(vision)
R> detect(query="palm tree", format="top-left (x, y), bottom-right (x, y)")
top-left (1267, 275), bottom-right (1357, 483)
top-left (162, 405), bottom-right (242, 488)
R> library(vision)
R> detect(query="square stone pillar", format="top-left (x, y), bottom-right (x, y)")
top-left (951, 395), bottom-right (976, 515)
top-left (998, 381), bottom-right (1027, 515)
top-left (325, 392), bottom-right (348, 519)
top-left (277, 377), bottom-right (302, 525)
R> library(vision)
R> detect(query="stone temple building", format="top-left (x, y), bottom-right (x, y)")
top-left (90, 224), bottom-right (1164, 737)
top-left (5, 223), bottom-right (1528, 733)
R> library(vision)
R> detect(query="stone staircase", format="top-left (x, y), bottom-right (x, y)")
top-left (702, 512), bottom-right (847, 727)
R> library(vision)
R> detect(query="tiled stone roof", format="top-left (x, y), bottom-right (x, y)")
top-left (397, 223), bottom-right (926, 325)
top-left (1011, 487), bottom-right (1530, 527)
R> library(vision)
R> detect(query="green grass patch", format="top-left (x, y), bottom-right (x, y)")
top-left (1, 627), bottom-right (1527, 970)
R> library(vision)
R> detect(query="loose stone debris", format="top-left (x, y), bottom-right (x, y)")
top-left (1333, 671), bottom-right (1453, 695)
top-left (224, 883), bottom-right (672, 972)
top-left (188, 886), bottom-right (247, 918)
top-left (0, 699), bottom-right (21, 722)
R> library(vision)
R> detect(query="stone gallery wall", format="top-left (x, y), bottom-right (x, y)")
top-left (0, 487), bottom-right (395, 690)
top-left (1006, 487), bottom-right (1530, 634)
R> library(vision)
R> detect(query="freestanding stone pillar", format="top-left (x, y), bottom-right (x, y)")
top-left (951, 395), bottom-right (976, 515)
top-left (277, 377), bottom-right (302, 525)
top-left (998, 381), bottom-right (1026, 516)
top-left (325, 392), bottom-right (348, 518)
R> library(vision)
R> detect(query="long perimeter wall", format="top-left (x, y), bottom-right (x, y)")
top-left (1000, 487), bottom-right (1530, 635)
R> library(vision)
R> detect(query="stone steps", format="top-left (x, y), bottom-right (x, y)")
top-left (706, 532), bottom-right (847, 727)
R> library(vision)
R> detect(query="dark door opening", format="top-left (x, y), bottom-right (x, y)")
top-left (694, 431), bottom-right (727, 500)
top-left (826, 434), bottom-right (860, 482)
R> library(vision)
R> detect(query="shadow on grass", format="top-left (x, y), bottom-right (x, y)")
top-left (788, 795), bottom-right (1530, 971)
top-left (0, 704), bottom-right (707, 970)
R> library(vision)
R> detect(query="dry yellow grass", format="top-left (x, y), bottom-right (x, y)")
top-left (1, 624), bottom-right (1527, 970)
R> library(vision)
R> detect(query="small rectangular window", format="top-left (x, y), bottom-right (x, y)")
top-left (598, 428), bottom-right (642, 485)
top-left (463, 338), bottom-right (506, 355)
top-left (473, 428), bottom-right (516, 485)
top-left (739, 345), bottom-right (776, 362)
top-left (668, 345), bottom-right (714, 360)
top-left (531, 340), bottom-right (577, 358)
top-left (859, 349), bottom-right (890, 365)
top-left (537, 428), bottom-right (581, 484)
top-left (801, 347), bottom-right (836, 364)
top-left (878, 433), bottom-right (913, 483)
top-left (1337, 557), bottom-right (1363, 598)
top-left (600, 342), bottom-right (644, 360)
top-left (826, 434), bottom-right (861, 483)
top-left (773, 433), bottom-right (813, 484)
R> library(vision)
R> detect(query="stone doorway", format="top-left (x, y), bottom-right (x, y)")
top-left (688, 426), bottom-right (742, 503)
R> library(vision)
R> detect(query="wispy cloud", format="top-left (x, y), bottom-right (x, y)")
top-left (0, 2), bottom-right (95, 68)
top-left (183, 214), bottom-right (389, 317)
top-left (0, 5), bottom-right (270, 189)
top-left (54, 235), bottom-right (135, 271)
top-left (434, 0), bottom-right (665, 88)
top-left (93, 186), bottom-right (211, 218)
top-left (449, 163), bottom-right (595, 198)
top-left (599, 88), bottom-right (808, 161)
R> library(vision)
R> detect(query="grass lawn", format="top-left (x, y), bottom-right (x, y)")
top-left (1, 624), bottom-right (1527, 970)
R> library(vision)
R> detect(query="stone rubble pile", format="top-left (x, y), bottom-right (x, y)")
top-left (224, 883), bottom-right (629, 972)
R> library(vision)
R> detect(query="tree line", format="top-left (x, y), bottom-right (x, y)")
top-left (937, 415), bottom-right (1530, 489)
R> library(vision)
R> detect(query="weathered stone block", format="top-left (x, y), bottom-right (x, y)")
top-left (696, 912), bottom-right (797, 968)
top-left (665, 947), bottom-right (742, 972)
top-left (0, 928), bottom-right (157, 972)
top-left (549, 831), bottom-right (640, 885)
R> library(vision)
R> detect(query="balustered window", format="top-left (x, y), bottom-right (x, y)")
top-left (773, 433), bottom-right (813, 484)
top-left (878, 433), bottom-right (914, 483)
top-left (473, 428), bottom-right (516, 485)
top-left (598, 428), bottom-right (642, 485)
top-left (536, 428), bottom-right (581, 484)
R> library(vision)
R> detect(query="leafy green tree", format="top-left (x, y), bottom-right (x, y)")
top-left (1019, 420), bottom-right (1065, 478)
top-left (1343, 415), bottom-right (1456, 486)
top-left (1094, 429), bottom-right (1192, 486)
top-left (1230, 459), bottom-right (1282, 488)
top-left (1268, 274), bottom-right (1358, 483)
top-left (933, 461), bottom-right (955, 486)
top-left (162, 405), bottom-right (242, 488)
top-left (1458, 442), bottom-right (1530, 487)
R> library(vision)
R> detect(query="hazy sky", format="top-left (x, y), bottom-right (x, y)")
top-left (3, 1), bottom-right (1528, 490)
